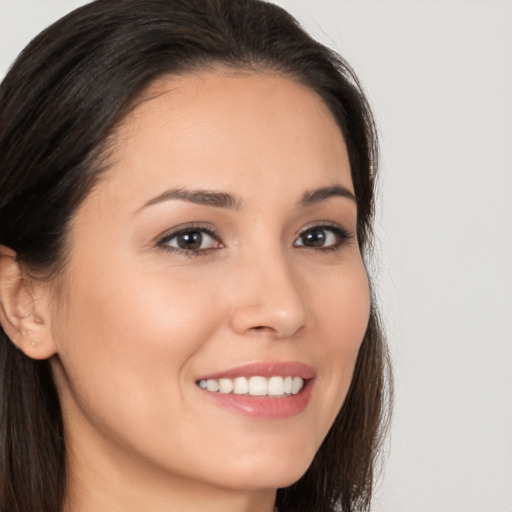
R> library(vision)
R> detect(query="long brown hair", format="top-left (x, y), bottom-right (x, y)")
top-left (0, 1), bottom-right (392, 511)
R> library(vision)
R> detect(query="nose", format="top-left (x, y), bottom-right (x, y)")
top-left (228, 251), bottom-right (310, 339)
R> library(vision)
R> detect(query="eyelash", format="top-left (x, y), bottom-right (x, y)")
top-left (157, 224), bottom-right (221, 256)
top-left (156, 222), bottom-right (353, 256)
top-left (294, 223), bottom-right (353, 252)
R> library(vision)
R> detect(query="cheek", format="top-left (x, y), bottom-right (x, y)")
top-left (309, 262), bottom-right (370, 426)
top-left (314, 258), bottom-right (370, 351)
top-left (51, 261), bottom-right (222, 428)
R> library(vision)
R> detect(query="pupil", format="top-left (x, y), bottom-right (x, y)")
top-left (303, 229), bottom-right (325, 247)
top-left (178, 231), bottom-right (202, 250)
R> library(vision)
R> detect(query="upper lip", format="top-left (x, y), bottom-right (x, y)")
top-left (197, 361), bottom-right (316, 381)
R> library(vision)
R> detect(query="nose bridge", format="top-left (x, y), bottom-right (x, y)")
top-left (229, 242), bottom-right (309, 338)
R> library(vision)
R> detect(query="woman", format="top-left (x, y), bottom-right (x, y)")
top-left (0, 1), bottom-right (392, 511)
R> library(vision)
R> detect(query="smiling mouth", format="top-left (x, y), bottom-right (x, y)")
top-left (197, 375), bottom-right (305, 397)
top-left (195, 362), bottom-right (315, 418)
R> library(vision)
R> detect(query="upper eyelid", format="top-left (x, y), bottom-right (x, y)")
top-left (156, 222), bottom-right (219, 242)
top-left (298, 221), bottom-right (337, 232)
top-left (296, 221), bottom-right (351, 236)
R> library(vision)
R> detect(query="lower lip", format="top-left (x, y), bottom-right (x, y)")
top-left (199, 381), bottom-right (313, 419)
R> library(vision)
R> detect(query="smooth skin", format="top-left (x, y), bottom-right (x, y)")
top-left (0, 70), bottom-right (370, 512)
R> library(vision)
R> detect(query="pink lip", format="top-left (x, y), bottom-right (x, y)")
top-left (197, 361), bottom-right (316, 381)
top-left (196, 361), bottom-right (316, 419)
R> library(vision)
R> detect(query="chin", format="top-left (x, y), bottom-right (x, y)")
top-left (209, 446), bottom-right (316, 491)
top-left (220, 467), bottom-right (310, 491)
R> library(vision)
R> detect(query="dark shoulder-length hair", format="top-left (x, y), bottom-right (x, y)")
top-left (0, 1), bottom-right (392, 511)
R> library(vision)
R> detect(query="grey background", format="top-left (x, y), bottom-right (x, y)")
top-left (1, 1), bottom-right (511, 511)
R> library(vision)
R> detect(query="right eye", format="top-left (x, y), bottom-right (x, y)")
top-left (158, 226), bottom-right (223, 255)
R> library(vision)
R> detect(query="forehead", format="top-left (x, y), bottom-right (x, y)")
top-left (89, 70), bottom-right (353, 210)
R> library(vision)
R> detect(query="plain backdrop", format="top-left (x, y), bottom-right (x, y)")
top-left (1, 1), bottom-right (511, 511)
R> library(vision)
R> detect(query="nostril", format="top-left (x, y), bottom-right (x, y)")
top-left (248, 325), bottom-right (278, 335)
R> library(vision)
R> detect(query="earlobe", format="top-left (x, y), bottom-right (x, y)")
top-left (0, 245), bottom-right (57, 360)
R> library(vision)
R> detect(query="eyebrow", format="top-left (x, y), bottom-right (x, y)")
top-left (135, 187), bottom-right (243, 213)
top-left (299, 185), bottom-right (356, 206)
top-left (135, 183), bottom-right (355, 214)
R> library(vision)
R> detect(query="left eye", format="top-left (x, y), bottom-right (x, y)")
top-left (160, 228), bottom-right (220, 252)
top-left (294, 225), bottom-right (347, 249)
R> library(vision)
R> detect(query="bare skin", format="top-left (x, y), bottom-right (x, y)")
top-left (0, 70), bottom-right (370, 512)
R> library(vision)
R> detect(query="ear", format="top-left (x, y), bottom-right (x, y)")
top-left (0, 245), bottom-right (57, 360)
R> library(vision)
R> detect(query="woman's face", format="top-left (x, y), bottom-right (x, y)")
top-left (48, 70), bottom-right (370, 495)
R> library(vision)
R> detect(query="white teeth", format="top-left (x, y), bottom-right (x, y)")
top-left (206, 379), bottom-right (219, 392)
top-left (284, 376), bottom-right (293, 394)
top-left (218, 378), bottom-right (234, 394)
top-left (268, 376), bottom-right (284, 396)
top-left (233, 377), bottom-right (249, 394)
top-left (291, 376), bottom-right (303, 395)
top-left (249, 376), bottom-right (267, 396)
top-left (198, 375), bottom-right (305, 397)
